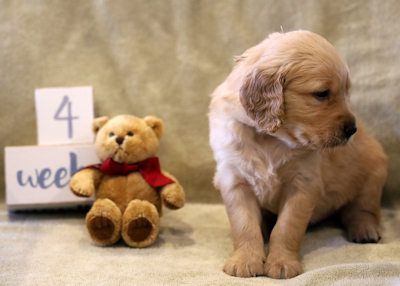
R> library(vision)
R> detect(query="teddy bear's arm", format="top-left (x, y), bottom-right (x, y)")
top-left (160, 170), bottom-right (185, 210)
top-left (69, 168), bottom-right (104, 197)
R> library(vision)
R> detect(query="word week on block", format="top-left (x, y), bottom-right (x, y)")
top-left (5, 86), bottom-right (98, 210)
top-left (5, 145), bottom-right (100, 210)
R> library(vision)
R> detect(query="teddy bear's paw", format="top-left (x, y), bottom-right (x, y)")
top-left (86, 199), bottom-right (122, 246)
top-left (89, 216), bottom-right (115, 240)
top-left (161, 184), bottom-right (185, 210)
top-left (122, 200), bottom-right (160, 248)
top-left (127, 217), bottom-right (153, 242)
top-left (71, 185), bottom-right (94, 197)
top-left (69, 172), bottom-right (95, 197)
top-left (163, 197), bottom-right (180, 210)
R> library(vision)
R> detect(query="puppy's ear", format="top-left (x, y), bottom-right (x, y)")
top-left (144, 116), bottom-right (164, 138)
top-left (92, 116), bottom-right (109, 134)
top-left (239, 68), bottom-right (285, 133)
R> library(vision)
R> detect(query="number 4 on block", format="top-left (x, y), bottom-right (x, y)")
top-left (35, 86), bottom-right (94, 146)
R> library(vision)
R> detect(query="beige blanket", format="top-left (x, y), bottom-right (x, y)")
top-left (1, 202), bottom-right (400, 285)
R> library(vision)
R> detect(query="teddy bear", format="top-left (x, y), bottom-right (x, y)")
top-left (69, 115), bottom-right (185, 247)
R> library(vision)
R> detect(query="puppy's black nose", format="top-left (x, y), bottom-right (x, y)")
top-left (344, 123), bottom-right (357, 138)
top-left (116, 136), bottom-right (124, 145)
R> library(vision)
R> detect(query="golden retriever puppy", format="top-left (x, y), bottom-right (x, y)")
top-left (208, 30), bottom-right (387, 279)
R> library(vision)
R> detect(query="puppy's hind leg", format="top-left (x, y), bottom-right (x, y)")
top-left (341, 171), bottom-right (386, 243)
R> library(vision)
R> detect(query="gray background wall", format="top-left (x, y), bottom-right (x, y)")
top-left (1, 0), bottom-right (399, 204)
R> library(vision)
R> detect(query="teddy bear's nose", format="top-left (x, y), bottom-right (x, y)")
top-left (115, 136), bottom-right (124, 145)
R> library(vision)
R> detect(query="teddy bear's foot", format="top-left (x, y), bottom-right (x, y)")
top-left (89, 216), bottom-right (115, 240)
top-left (86, 199), bottom-right (122, 246)
top-left (128, 217), bottom-right (153, 242)
top-left (122, 200), bottom-right (160, 248)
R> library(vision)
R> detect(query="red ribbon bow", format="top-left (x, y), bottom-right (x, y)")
top-left (85, 157), bottom-right (174, 188)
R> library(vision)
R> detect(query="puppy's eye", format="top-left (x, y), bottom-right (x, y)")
top-left (313, 90), bottom-right (329, 98)
top-left (109, 132), bottom-right (115, 137)
top-left (127, 132), bottom-right (133, 136)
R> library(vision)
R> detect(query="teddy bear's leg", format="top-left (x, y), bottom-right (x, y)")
top-left (122, 199), bottom-right (160, 248)
top-left (86, 198), bottom-right (122, 246)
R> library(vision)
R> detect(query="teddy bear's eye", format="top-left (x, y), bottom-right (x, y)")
top-left (109, 132), bottom-right (115, 137)
top-left (127, 132), bottom-right (134, 137)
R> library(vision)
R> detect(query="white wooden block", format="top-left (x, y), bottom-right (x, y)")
top-left (5, 144), bottom-right (100, 210)
top-left (35, 86), bottom-right (94, 146)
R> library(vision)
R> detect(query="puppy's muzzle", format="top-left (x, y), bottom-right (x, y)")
top-left (343, 122), bottom-right (357, 139)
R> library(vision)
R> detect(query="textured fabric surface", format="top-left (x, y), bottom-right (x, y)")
top-left (1, 0), bottom-right (400, 203)
top-left (1, 202), bottom-right (400, 285)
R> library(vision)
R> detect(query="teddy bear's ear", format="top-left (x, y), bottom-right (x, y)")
top-left (144, 116), bottom-right (163, 138)
top-left (92, 116), bottom-right (109, 134)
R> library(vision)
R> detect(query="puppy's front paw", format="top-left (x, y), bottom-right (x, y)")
top-left (347, 223), bottom-right (381, 243)
top-left (264, 255), bottom-right (303, 279)
top-left (223, 250), bottom-right (265, 278)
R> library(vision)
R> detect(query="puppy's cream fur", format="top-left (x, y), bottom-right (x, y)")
top-left (208, 31), bottom-right (387, 279)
